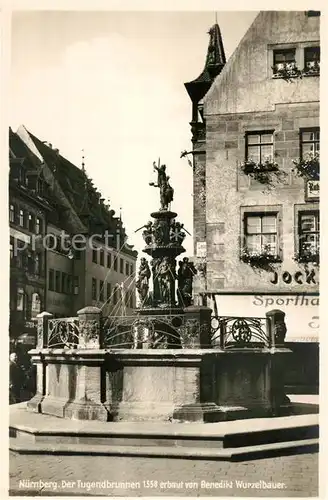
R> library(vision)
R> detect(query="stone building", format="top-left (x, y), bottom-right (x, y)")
top-left (9, 126), bottom-right (137, 343)
top-left (186, 11), bottom-right (320, 392)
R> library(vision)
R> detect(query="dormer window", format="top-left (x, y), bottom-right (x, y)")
top-left (273, 49), bottom-right (297, 76)
top-left (304, 46), bottom-right (320, 74)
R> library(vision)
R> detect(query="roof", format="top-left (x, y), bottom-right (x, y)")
top-left (13, 127), bottom-right (137, 257)
top-left (185, 23), bottom-right (226, 102)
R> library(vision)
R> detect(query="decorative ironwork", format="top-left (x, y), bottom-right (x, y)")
top-left (47, 317), bottom-right (80, 348)
top-left (211, 315), bottom-right (269, 348)
top-left (104, 314), bottom-right (184, 349)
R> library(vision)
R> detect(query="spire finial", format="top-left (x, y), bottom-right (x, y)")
top-left (215, 12), bottom-right (218, 24)
top-left (81, 149), bottom-right (85, 172)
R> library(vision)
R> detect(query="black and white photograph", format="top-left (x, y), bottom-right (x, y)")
top-left (7, 7), bottom-right (320, 497)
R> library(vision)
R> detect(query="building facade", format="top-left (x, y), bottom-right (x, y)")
top-left (9, 126), bottom-right (137, 344)
top-left (186, 11), bottom-right (320, 391)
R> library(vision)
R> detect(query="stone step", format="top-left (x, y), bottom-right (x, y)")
top-left (9, 437), bottom-right (318, 461)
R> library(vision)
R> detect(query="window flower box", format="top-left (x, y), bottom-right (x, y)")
top-left (303, 60), bottom-right (320, 76)
top-left (241, 159), bottom-right (285, 186)
top-left (272, 62), bottom-right (302, 80)
top-left (241, 247), bottom-right (281, 271)
top-left (294, 247), bottom-right (319, 265)
top-left (292, 152), bottom-right (319, 181)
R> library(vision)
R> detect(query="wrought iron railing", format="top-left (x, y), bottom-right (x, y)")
top-left (103, 314), bottom-right (184, 349)
top-left (211, 315), bottom-right (270, 349)
top-left (47, 317), bottom-right (80, 348)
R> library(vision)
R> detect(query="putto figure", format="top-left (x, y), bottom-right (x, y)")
top-left (149, 160), bottom-right (174, 210)
top-left (136, 258), bottom-right (151, 304)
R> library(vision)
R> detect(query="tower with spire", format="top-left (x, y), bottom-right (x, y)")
top-left (183, 20), bottom-right (226, 300)
top-left (184, 21), bottom-right (226, 143)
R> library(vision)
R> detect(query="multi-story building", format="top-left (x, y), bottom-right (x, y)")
top-left (186, 11), bottom-right (320, 392)
top-left (9, 126), bottom-right (137, 345)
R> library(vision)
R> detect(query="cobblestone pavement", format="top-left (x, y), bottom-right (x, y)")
top-left (9, 451), bottom-right (318, 497)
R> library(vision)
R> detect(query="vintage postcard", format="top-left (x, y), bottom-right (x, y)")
top-left (7, 6), bottom-right (321, 498)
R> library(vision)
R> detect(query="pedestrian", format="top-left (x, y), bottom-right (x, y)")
top-left (9, 352), bottom-right (24, 404)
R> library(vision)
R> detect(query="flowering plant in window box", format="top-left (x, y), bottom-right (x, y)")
top-left (241, 159), bottom-right (286, 186)
top-left (272, 62), bottom-right (302, 81)
top-left (240, 246), bottom-right (281, 272)
top-left (294, 244), bottom-right (319, 265)
top-left (292, 152), bottom-right (319, 180)
top-left (303, 60), bottom-right (320, 76)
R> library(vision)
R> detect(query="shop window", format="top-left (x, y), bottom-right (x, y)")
top-left (245, 131), bottom-right (274, 164)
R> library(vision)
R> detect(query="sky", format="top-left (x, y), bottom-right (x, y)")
top-left (10, 10), bottom-right (258, 256)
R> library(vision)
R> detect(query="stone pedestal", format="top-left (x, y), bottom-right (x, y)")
top-left (27, 311), bottom-right (52, 413)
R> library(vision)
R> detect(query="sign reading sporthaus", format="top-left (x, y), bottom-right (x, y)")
top-left (213, 294), bottom-right (319, 342)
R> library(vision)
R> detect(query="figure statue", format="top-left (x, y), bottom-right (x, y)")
top-left (157, 257), bottom-right (175, 305)
top-left (141, 221), bottom-right (153, 245)
top-left (136, 258), bottom-right (151, 304)
top-left (177, 257), bottom-right (197, 307)
top-left (152, 219), bottom-right (168, 246)
top-left (149, 161), bottom-right (174, 210)
top-left (150, 257), bottom-right (161, 303)
top-left (170, 221), bottom-right (186, 246)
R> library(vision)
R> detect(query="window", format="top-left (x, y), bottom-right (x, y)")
top-left (99, 249), bottom-right (104, 266)
top-left (73, 276), bottom-right (79, 295)
top-left (31, 293), bottom-right (41, 318)
top-left (28, 213), bottom-right (35, 232)
top-left (273, 48), bottom-right (296, 75)
top-left (55, 271), bottom-right (61, 293)
top-left (67, 275), bottom-right (72, 294)
top-left (244, 214), bottom-right (278, 256)
top-left (92, 249), bottom-right (98, 264)
top-left (9, 204), bottom-right (15, 223)
top-left (99, 281), bottom-right (104, 302)
top-left (19, 209), bottom-right (24, 227)
top-left (306, 11), bottom-right (320, 17)
top-left (35, 217), bottom-right (42, 235)
top-left (16, 288), bottom-right (25, 311)
top-left (120, 258), bottom-right (124, 274)
top-left (49, 269), bottom-right (54, 291)
top-left (35, 254), bottom-right (41, 276)
top-left (10, 243), bottom-right (14, 260)
top-left (107, 283), bottom-right (112, 302)
top-left (298, 212), bottom-right (319, 260)
top-left (113, 257), bottom-right (118, 272)
top-left (61, 273), bottom-right (67, 293)
top-left (125, 262), bottom-right (129, 275)
top-left (304, 47), bottom-right (320, 72)
top-left (107, 253), bottom-right (112, 268)
top-left (92, 278), bottom-right (97, 300)
top-left (246, 131), bottom-right (274, 164)
top-left (130, 263), bottom-right (134, 275)
top-left (301, 128), bottom-right (320, 157)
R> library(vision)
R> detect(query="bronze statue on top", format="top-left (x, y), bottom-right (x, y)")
top-left (149, 160), bottom-right (174, 210)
